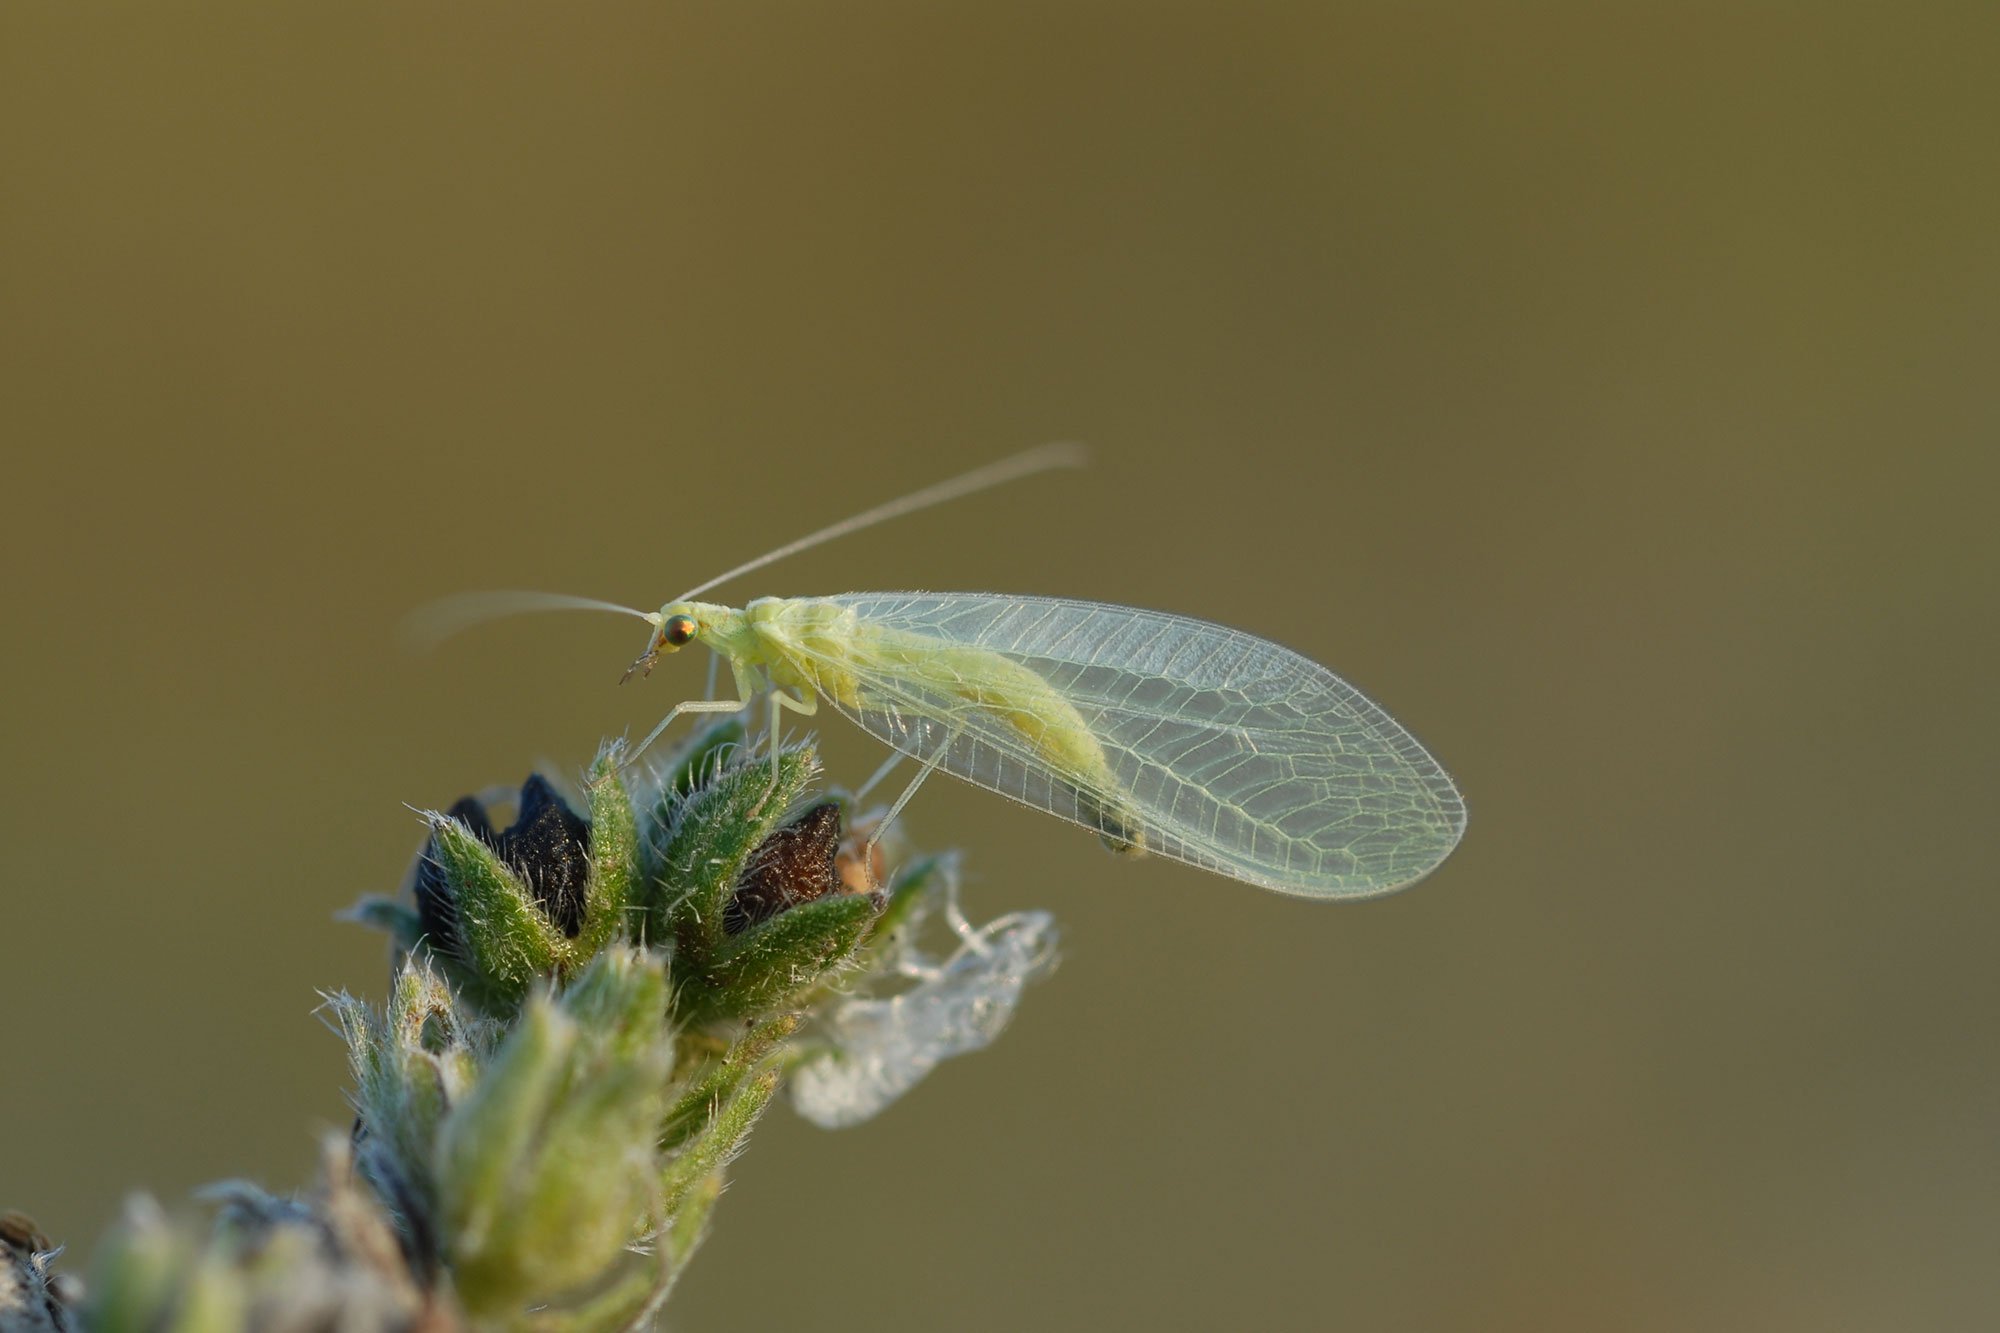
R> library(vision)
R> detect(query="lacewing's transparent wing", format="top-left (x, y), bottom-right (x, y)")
top-left (796, 594), bottom-right (1465, 900)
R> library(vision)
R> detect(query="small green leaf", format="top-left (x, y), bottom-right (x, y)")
top-left (88, 1199), bottom-right (191, 1333)
top-left (659, 1065), bottom-right (779, 1219)
top-left (438, 998), bottom-right (573, 1309)
top-left (162, 1249), bottom-right (250, 1333)
top-left (648, 745), bottom-right (820, 955)
top-left (660, 1167), bottom-right (723, 1289)
top-left (655, 714), bottom-right (749, 806)
top-left (681, 891), bottom-right (880, 1026)
top-left (429, 816), bottom-right (565, 1013)
top-left (522, 1258), bottom-right (674, 1333)
top-left (499, 1059), bottom-right (666, 1301)
top-left (660, 1015), bottom-right (798, 1151)
top-left (575, 754), bottom-right (640, 957)
top-left (431, 950), bottom-right (678, 1316)
top-left (560, 948), bottom-right (675, 1065)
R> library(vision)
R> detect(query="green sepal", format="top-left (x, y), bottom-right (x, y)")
top-left (574, 753), bottom-right (639, 958)
top-left (164, 1247), bottom-right (251, 1333)
top-left (560, 946), bottom-right (674, 1065)
top-left (659, 1065), bottom-right (779, 1220)
top-left (678, 891), bottom-right (880, 1027)
top-left (648, 745), bottom-right (820, 955)
top-left (520, 1257), bottom-right (674, 1333)
top-left (428, 815), bottom-right (565, 1014)
top-left (436, 951), bottom-right (675, 1317)
top-left (498, 1055), bottom-right (666, 1306)
top-left (87, 1199), bottom-right (191, 1333)
top-left (655, 714), bottom-right (748, 806)
top-left (437, 998), bottom-right (571, 1305)
top-left (660, 1015), bottom-right (799, 1151)
top-left (663, 1167), bottom-right (722, 1259)
top-left (534, 1167), bottom-right (718, 1333)
top-left (330, 957), bottom-right (498, 1246)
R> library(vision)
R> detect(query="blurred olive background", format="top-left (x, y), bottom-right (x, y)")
top-left (2, 5), bottom-right (1995, 1330)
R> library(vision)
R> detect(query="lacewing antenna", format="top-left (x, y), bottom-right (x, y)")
top-left (402, 590), bottom-right (657, 654)
top-left (406, 441), bottom-right (1085, 655)
top-left (671, 441), bottom-right (1087, 603)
